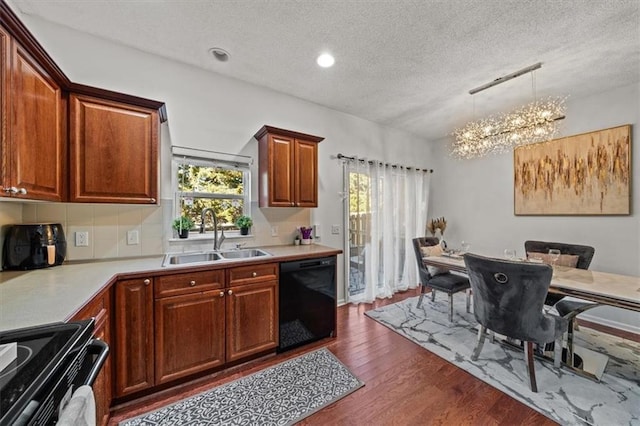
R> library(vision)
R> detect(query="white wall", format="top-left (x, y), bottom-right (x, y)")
top-left (8, 13), bottom-right (433, 303)
top-left (429, 82), bottom-right (640, 332)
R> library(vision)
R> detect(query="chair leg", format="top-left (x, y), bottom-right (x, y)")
top-left (448, 293), bottom-right (453, 322)
top-left (566, 318), bottom-right (576, 368)
top-left (554, 336), bottom-right (563, 368)
top-left (524, 341), bottom-right (538, 392)
top-left (471, 326), bottom-right (487, 360)
top-left (465, 289), bottom-right (471, 313)
top-left (417, 285), bottom-right (426, 308)
top-left (431, 289), bottom-right (436, 302)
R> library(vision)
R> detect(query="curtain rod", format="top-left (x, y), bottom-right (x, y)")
top-left (336, 153), bottom-right (433, 173)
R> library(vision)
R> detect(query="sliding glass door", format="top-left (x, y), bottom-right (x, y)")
top-left (344, 158), bottom-right (430, 303)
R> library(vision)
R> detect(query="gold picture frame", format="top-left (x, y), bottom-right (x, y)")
top-left (514, 125), bottom-right (631, 215)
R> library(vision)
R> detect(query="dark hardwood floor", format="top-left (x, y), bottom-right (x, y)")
top-left (109, 289), bottom-right (556, 425)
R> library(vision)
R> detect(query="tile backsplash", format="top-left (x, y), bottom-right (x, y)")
top-left (21, 200), bottom-right (170, 261)
top-left (2, 199), bottom-right (311, 262)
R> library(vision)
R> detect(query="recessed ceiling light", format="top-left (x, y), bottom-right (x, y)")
top-left (316, 53), bottom-right (335, 68)
top-left (209, 47), bottom-right (230, 62)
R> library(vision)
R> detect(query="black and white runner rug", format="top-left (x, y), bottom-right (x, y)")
top-left (365, 295), bottom-right (639, 425)
top-left (119, 348), bottom-right (363, 426)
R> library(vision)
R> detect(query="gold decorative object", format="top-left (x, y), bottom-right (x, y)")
top-left (427, 217), bottom-right (447, 236)
top-left (514, 125), bottom-right (631, 215)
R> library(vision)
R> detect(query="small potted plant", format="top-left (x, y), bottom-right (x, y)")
top-left (299, 226), bottom-right (313, 244)
top-left (235, 215), bottom-right (253, 235)
top-left (172, 215), bottom-right (194, 239)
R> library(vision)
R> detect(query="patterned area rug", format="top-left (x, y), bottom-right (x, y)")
top-left (365, 296), bottom-right (639, 425)
top-left (119, 349), bottom-right (363, 426)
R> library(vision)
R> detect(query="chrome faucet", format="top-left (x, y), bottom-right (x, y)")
top-left (200, 208), bottom-right (225, 250)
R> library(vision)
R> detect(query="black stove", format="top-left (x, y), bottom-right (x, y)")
top-left (0, 320), bottom-right (108, 426)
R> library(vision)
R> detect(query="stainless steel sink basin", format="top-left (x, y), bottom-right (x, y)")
top-left (163, 251), bottom-right (223, 266)
top-left (162, 248), bottom-right (271, 266)
top-left (217, 248), bottom-right (271, 259)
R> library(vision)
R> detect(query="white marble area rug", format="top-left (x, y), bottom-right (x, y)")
top-left (119, 348), bottom-right (363, 426)
top-left (365, 296), bottom-right (639, 426)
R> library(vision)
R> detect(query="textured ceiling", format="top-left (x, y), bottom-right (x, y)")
top-left (9, 0), bottom-right (640, 141)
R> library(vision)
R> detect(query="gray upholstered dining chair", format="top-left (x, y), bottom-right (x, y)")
top-left (524, 240), bottom-right (595, 305)
top-left (524, 240), bottom-right (597, 365)
top-left (412, 237), bottom-right (470, 322)
top-left (463, 253), bottom-right (567, 392)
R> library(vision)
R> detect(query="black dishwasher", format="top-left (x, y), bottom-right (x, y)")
top-left (278, 256), bottom-right (337, 352)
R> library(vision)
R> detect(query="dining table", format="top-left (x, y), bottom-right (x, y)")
top-left (421, 251), bottom-right (640, 381)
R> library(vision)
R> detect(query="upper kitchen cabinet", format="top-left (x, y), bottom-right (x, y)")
top-left (255, 125), bottom-right (324, 207)
top-left (69, 94), bottom-right (159, 204)
top-left (0, 2), bottom-right (166, 204)
top-left (1, 22), bottom-right (66, 201)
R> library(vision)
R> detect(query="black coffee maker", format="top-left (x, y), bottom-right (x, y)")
top-left (3, 224), bottom-right (67, 270)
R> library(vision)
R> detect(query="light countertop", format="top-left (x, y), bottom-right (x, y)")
top-left (0, 244), bottom-right (341, 332)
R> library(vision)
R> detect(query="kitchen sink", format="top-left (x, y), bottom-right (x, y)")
top-left (217, 248), bottom-right (271, 259)
top-left (162, 248), bottom-right (271, 267)
top-left (163, 251), bottom-right (223, 266)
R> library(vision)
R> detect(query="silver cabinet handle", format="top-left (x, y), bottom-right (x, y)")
top-left (143, 279), bottom-right (150, 286)
top-left (3, 187), bottom-right (26, 195)
top-left (189, 280), bottom-right (196, 286)
top-left (219, 291), bottom-right (225, 297)
top-left (228, 290), bottom-right (233, 295)
top-left (252, 272), bottom-right (257, 277)
top-left (150, 198), bottom-right (156, 203)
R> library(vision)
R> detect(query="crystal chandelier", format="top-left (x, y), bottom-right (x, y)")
top-left (452, 63), bottom-right (566, 159)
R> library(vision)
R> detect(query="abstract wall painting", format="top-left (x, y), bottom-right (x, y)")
top-left (514, 125), bottom-right (631, 215)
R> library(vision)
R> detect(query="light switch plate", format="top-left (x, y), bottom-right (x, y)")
top-left (331, 225), bottom-right (340, 235)
top-left (271, 226), bottom-right (278, 237)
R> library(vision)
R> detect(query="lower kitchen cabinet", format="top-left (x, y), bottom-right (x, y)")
top-left (112, 263), bottom-right (279, 399)
top-left (154, 292), bottom-right (225, 384)
top-left (114, 277), bottom-right (154, 397)
top-left (226, 281), bottom-right (278, 362)
top-left (154, 270), bottom-right (225, 384)
top-left (71, 288), bottom-right (112, 426)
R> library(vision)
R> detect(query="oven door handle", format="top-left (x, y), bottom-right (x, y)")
top-left (83, 338), bottom-right (109, 387)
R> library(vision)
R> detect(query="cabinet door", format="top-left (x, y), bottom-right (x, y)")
top-left (0, 25), bottom-right (8, 194)
top-left (5, 40), bottom-right (65, 201)
top-left (114, 278), bottom-right (154, 397)
top-left (226, 280), bottom-right (278, 362)
top-left (69, 94), bottom-right (158, 204)
top-left (155, 290), bottom-right (225, 384)
top-left (71, 290), bottom-right (112, 426)
top-left (294, 140), bottom-right (318, 207)
top-left (266, 134), bottom-right (295, 207)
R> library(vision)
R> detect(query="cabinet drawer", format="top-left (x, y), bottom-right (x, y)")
top-left (155, 270), bottom-right (224, 298)
top-left (227, 263), bottom-right (278, 286)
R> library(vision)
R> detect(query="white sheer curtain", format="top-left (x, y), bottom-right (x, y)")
top-left (345, 157), bottom-right (431, 304)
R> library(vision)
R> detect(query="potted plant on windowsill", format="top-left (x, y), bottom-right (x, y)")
top-left (235, 215), bottom-right (253, 235)
top-left (172, 216), bottom-right (194, 239)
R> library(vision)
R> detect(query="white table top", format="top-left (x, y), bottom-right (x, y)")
top-left (422, 253), bottom-right (640, 312)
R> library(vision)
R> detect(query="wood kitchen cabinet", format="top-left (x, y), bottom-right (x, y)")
top-left (71, 288), bottom-right (112, 426)
top-left (0, 23), bottom-right (66, 201)
top-left (255, 125), bottom-right (324, 207)
top-left (114, 277), bottom-right (155, 397)
top-left (69, 94), bottom-right (159, 204)
top-left (226, 263), bottom-right (278, 362)
top-left (0, 4), bottom-right (165, 204)
top-left (154, 270), bottom-right (226, 384)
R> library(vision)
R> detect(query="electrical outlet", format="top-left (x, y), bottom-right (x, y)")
top-left (75, 231), bottom-right (89, 247)
top-left (127, 230), bottom-right (139, 245)
top-left (331, 225), bottom-right (340, 235)
top-left (271, 226), bottom-right (279, 237)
